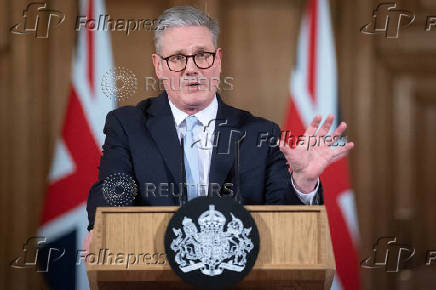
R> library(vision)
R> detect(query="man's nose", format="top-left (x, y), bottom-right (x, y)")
top-left (184, 56), bottom-right (198, 75)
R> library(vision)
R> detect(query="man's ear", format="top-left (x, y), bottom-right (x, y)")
top-left (215, 47), bottom-right (223, 74)
top-left (152, 53), bottom-right (163, 79)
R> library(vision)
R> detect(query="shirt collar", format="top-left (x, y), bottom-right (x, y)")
top-left (168, 95), bottom-right (218, 127)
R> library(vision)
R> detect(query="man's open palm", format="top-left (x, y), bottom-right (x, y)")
top-left (279, 114), bottom-right (354, 192)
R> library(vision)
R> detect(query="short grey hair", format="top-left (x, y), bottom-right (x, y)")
top-left (154, 6), bottom-right (220, 54)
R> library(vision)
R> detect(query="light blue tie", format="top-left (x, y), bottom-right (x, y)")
top-left (184, 115), bottom-right (200, 201)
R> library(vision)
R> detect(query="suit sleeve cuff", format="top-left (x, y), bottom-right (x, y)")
top-left (290, 174), bottom-right (319, 205)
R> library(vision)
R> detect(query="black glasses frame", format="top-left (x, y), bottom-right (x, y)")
top-left (160, 51), bottom-right (216, 72)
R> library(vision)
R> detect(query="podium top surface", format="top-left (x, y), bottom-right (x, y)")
top-left (94, 205), bottom-right (326, 213)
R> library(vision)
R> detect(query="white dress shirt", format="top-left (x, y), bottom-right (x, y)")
top-left (168, 95), bottom-right (319, 204)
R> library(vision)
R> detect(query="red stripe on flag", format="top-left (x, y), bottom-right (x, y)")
top-left (87, 0), bottom-right (95, 96)
top-left (308, 0), bottom-right (318, 104)
top-left (41, 87), bottom-right (101, 225)
top-left (283, 98), bottom-right (306, 140)
top-left (322, 158), bottom-right (360, 290)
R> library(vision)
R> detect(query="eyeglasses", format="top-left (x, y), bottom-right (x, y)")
top-left (160, 51), bottom-right (216, 72)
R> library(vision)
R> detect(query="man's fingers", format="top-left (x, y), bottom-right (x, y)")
top-left (279, 139), bottom-right (290, 154)
top-left (333, 122), bottom-right (347, 137)
top-left (331, 142), bottom-right (354, 162)
top-left (316, 114), bottom-right (335, 137)
top-left (325, 122), bottom-right (347, 146)
top-left (305, 115), bottom-right (323, 136)
top-left (277, 130), bottom-right (291, 147)
top-left (279, 140), bottom-right (295, 161)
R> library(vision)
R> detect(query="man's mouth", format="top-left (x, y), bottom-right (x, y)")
top-left (187, 82), bottom-right (200, 87)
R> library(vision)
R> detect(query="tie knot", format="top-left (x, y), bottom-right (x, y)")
top-left (185, 115), bottom-right (198, 132)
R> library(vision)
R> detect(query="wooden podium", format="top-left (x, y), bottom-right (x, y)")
top-left (86, 206), bottom-right (335, 289)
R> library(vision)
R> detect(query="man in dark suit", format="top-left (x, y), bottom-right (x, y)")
top-left (84, 6), bottom-right (353, 249)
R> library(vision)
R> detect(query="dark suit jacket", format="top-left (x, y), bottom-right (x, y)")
top-left (86, 92), bottom-right (323, 230)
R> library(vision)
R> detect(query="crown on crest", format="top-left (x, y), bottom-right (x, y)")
top-left (198, 205), bottom-right (226, 232)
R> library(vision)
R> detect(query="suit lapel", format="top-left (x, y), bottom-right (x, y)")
top-left (145, 92), bottom-right (183, 204)
top-left (208, 95), bottom-right (243, 193)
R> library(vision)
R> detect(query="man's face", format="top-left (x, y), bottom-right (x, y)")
top-left (152, 26), bottom-right (222, 113)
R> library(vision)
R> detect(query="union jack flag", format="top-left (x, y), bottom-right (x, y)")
top-left (38, 0), bottom-right (115, 289)
top-left (283, 0), bottom-right (360, 289)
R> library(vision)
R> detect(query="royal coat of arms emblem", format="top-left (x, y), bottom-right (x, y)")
top-left (170, 204), bottom-right (254, 276)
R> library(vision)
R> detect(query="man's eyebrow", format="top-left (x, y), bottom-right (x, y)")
top-left (168, 46), bottom-right (212, 56)
top-left (191, 46), bottom-right (210, 52)
top-left (169, 49), bottom-right (186, 55)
